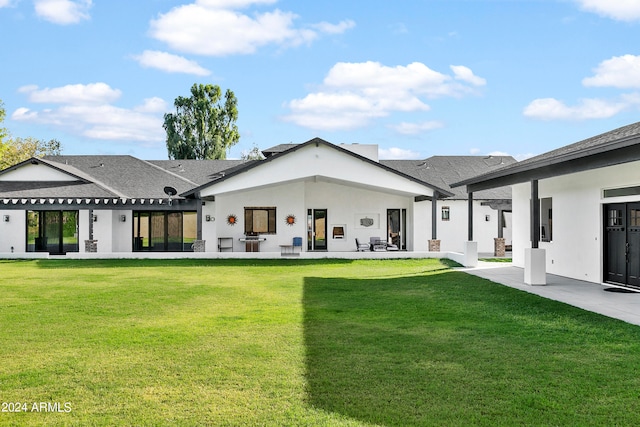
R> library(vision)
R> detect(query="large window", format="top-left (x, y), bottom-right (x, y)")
top-left (244, 207), bottom-right (276, 234)
top-left (133, 211), bottom-right (196, 251)
top-left (27, 210), bottom-right (79, 254)
top-left (540, 198), bottom-right (552, 242)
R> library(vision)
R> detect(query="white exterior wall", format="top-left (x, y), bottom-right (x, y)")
top-left (0, 210), bottom-right (26, 252)
top-left (207, 180), bottom-right (419, 253)
top-left (0, 163), bottom-right (76, 181)
top-left (512, 160), bottom-right (640, 284)
top-left (111, 210), bottom-right (132, 252)
top-left (435, 200), bottom-right (504, 253)
top-left (202, 201), bottom-right (217, 252)
top-left (93, 210), bottom-right (113, 253)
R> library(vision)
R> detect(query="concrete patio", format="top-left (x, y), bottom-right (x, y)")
top-left (464, 262), bottom-right (640, 327)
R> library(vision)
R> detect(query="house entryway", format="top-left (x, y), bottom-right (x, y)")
top-left (308, 209), bottom-right (327, 251)
top-left (387, 209), bottom-right (407, 250)
top-left (604, 203), bottom-right (640, 288)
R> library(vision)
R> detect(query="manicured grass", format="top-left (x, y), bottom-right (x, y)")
top-left (1, 259), bottom-right (640, 426)
top-left (479, 257), bottom-right (512, 262)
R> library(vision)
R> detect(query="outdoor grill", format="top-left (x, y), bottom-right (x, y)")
top-left (240, 233), bottom-right (265, 252)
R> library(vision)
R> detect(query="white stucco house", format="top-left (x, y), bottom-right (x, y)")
top-left (453, 120), bottom-right (640, 289)
top-left (0, 138), bottom-right (514, 258)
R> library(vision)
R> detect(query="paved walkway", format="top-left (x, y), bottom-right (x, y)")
top-left (463, 263), bottom-right (640, 327)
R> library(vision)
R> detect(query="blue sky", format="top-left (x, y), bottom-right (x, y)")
top-left (1, 0), bottom-right (640, 161)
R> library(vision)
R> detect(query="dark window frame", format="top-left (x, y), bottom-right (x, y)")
top-left (244, 207), bottom-right (276, 235)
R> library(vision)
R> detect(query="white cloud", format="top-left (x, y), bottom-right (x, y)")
top-left (18, 82), bottom-right (121, 104)
top-left (389, 121), bottom-right (444, 135)
top-left (34, 0), bottom-right (92, 25)
top-left (310, 19), bottom-right (355, 34)
top-left (149, 1), bottom-right (353, 56)
top-left (197, 0), bottom-right (277, 8)
top-left (575, 0), bottom-right (640, 21)
top-left (0, 0), bottom-right (14, 7)
top-left (522, 97), bottom-right (632, 120)
top-left (12, 83), bottom-right (166, 143)
top-left (134, 97), bottom-right (168, 114)
top-left (133, 50), bottom-right (211, 76)
top-left (379, 147), bottom-right (422, 160)
top-left (451, 65), bottom-right (486, 86)
top-left (582, 55), bottom-right (640, 88)
top-left (283, 61), bottom-right (485, 131)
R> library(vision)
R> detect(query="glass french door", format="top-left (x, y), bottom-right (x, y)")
top-left (307, 209), bottom-right (327, 251)
top-left (387, 209), bottom-right (407, 250)
top-left (605, 203), bottom-right (640, 288)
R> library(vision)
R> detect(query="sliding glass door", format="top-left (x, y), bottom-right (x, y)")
top-left (27, 210), bottom-right (79, 254)
top-left (133, 211), bottom-right (196, 252)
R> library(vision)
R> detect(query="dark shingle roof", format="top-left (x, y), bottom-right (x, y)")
top-left (261, 144), bottom-right (297, 157)
top-left (453, 120), bottom-right (640, 191)
top-left (42, 155), bottom-right (198, 198)
top-left (382, 156), bottom-right (516, 200)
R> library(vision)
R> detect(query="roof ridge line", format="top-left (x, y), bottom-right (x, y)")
top-left (138, 158), bottom-right (199, 187)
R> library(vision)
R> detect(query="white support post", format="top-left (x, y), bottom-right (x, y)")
top-left (524, 248), bottom-right (546, 285)
top-left (463, 241), bottom-right (478, 268)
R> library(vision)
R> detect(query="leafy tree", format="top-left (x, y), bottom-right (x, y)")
top-left (241, 143), bottom-right (265, 161)
top-left (0, 98), bottom-right (63, 170)
top-left (0, 137), bottom-right (62, 170)
top-left (164, 83), bottom-right (240, 160)
top-left (0, 99), bottom-right (8, 144)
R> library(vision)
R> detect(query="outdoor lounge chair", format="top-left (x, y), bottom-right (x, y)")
top-left (355, 238), bottom-right (370, 251)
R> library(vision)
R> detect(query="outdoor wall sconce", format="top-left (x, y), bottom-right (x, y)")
top-left (3, 215), bottom-right (9, 222)
top-left (92, 215), bottom-right (98, 222)
top-left (120, 215), bottom-right (126, 222)
top-left (205, 215), bottom-right (214, 222)
top-left (485, 215), bottom-right (491, 222)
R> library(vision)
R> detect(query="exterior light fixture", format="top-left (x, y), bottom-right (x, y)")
top-left (92, 215), bottom-right (98, 222)
top-left (120, 215), bottom-right (126, 222)
top-left (3, 215), bottom-right (9, 222)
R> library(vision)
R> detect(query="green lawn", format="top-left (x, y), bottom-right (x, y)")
top-left (1, 259), bottom-right (640, 426)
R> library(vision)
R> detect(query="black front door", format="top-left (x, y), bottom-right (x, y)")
top-left (605, 203), bottom-right (640, 288)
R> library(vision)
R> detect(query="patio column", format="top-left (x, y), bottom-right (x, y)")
top-left (525, 179), bottom-right (546, 285)
top-left (196, 201), bottom-right (203, 240)
top-left (468, 192), bottom-right (473, 241)
top-left (462, 192), bottom-right (478, 267)
top-left (432, 191), bottom-right (438, 240)
top-left (429, 191), bottom-right (441, 252)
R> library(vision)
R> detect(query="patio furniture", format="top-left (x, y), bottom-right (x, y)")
top-left (281, 237), bottom-right (303, 256)
top-left (369, 237), bottom-right (399, 251)
top-left (355, 238), bottom-right (370, 251)
top-left (370, 237), bottom-right (387, 251)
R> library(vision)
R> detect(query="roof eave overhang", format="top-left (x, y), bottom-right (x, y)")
top-left (453, 138), bottom-right (640, 193)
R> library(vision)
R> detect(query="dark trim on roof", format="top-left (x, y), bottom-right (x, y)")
top-left (181, 138), bottom-right (454, 198)
top-left (452, 122), bottom-right (640, 192)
